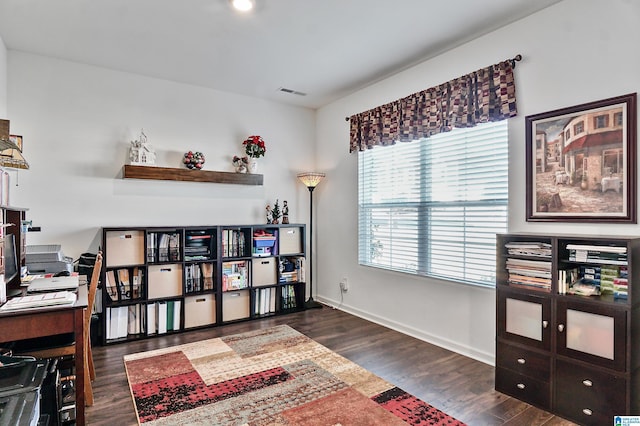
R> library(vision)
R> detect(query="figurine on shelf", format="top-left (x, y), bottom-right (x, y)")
top-left (282, 200), bottom-right (289, 224)
top-left (232, 155), bottom-right (248, 173)
top-left (129, 129), bottom-right (156, 166)
top-left (266, 204), bottom-right (273, 224)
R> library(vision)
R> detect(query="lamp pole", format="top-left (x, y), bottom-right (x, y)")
top-left (297, 172), bottom-right (325, 309)
top-left (305, 185), bottom-right (322, 308)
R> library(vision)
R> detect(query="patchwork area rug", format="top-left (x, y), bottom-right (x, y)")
top-left (124, 324), bottom-right (466, 425)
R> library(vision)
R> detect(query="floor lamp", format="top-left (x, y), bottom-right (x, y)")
top-left (297, 172), bottom-right (325, 309)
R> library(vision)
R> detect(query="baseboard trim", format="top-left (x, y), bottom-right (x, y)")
top-left (317, 296), bottom-right (495, 366)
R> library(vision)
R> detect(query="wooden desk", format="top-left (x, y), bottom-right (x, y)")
top-left (0, 285), bottom-right (88, 425)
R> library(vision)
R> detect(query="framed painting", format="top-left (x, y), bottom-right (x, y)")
top-left (526, 93), bottom-right (637, 223)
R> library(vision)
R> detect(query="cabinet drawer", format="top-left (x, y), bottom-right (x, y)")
top-left (279, 227), bottom-right (303, 255)
top-left (184, 294), bottom-right (216, 328)
top-left (496, 341), bottom-right (550, 379)
top-left (148, 264), bottom-right (183, 299)
top-left (222, 290), bottom-right (250, 322)
top-left (105, 230), bottom-right (145, 267)
top-left (252, 258), bottom-right (277, 287)
top-left (495, 367), bottom-right (550, 410)
top-left (555, 360), bottom-right (626, 425)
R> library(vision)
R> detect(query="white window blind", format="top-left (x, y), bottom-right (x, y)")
top-left (358, 120), bottom-right (508, 286)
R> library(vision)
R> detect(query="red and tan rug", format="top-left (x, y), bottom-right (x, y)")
top-left (124, 324), bottom-right (466, 425)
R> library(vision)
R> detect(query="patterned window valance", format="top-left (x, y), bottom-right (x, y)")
top-left (348, 57), bottom-right (519, 153)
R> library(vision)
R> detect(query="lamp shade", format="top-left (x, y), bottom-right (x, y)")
top-left (297, 172), bottom-right (325, 189)
top-left (0, 147), bottom-right (29, 170)
top-left (0, 121), bottom-right (29, 169)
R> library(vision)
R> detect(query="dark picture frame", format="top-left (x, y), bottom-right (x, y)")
top-left (526, 93), bottom-right (637, 223)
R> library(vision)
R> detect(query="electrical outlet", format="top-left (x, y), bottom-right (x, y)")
top-left (339, 277), bottom-right (348, 292)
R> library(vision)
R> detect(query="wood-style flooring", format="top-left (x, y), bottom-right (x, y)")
top-left (86, 305), bottom-right (576, 425)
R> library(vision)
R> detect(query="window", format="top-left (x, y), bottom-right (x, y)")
top-left (574, 121), bottom-right (584, 135)
top-left (358, 121), bottom-right (508, 287)
top-left (614, 112), bottom-right (623, 126)
top-left (594, 114), bottom-right (609, 129)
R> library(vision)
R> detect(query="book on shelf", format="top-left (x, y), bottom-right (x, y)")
top-left (557, 268), bottom-right (579, 295)
top-left (567, 244), bottom-right (627, 265)
top-left (222, 260), bottom-right (248, 291)
top-left (505, 241), bottom-right (552, 258)
top-left (506, 257), bottom-right (552, 290)
top-left (146, 232), bottom-right (157, 262)
top-left (222, 229), bottom-right (247, 258)
top-left (281, 285), bottom-right (297, 310)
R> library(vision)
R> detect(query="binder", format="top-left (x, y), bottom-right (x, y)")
top-left (167, 301), bottom-right (175, 331)
top-left (157, 301), bottom-right (168, 334)
top-left (146, 303), bottom-right (157, 335)
top-left (128, 305), bottom-right (137, 335)
top-left (109, 307), bottom-right (119, 339)
top-left (173, 300), bottom-right (181, 331)
top-left (118, 306), bottom-right (128, 338)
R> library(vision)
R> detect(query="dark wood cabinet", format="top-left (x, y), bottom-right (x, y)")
top-left (496, 233), bottom-right (640, 425)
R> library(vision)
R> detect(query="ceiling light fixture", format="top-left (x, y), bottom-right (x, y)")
top-left (230, 0), bottom-right (254, 12)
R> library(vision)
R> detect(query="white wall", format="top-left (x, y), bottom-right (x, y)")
top-left (0, 36), bottom-right (7, 117)
top-left (316, 0), bottom-right (640, 364)
top-left (7, 52), bottom-right (316, 260)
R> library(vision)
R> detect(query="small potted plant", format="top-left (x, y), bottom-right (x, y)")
top-left (271, 199), bottom-right (281, 224)
top-left (242, 135), bottom-right (266, 173)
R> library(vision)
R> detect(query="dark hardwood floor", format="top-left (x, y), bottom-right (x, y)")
top-left (86, 305), bottom-right (576, 425)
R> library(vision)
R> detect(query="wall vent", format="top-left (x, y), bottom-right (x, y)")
top-left (278, 87), bottom-right (307, 96)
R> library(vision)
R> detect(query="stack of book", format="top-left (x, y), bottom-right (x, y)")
top-left (281, 285), bottom-right (297, 310)
top-left (222, 260), bottom-right (248, 291)
top-left (184, 231), bottom-right (212, 261)
top-left (505, 258), bottom-right (552, 291)
top-left (505, 241), bottom-right (552, 258)
top-left (567, 244), bottom-right (627, 265)
top-left (614, 266), bottom-right (629, 299)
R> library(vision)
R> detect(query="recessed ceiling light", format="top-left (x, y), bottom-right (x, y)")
top-left (230, 0), bottom-right (254, 12)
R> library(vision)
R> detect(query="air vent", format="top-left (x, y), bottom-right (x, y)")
top-left (278, 87), bottom-right (307, 96)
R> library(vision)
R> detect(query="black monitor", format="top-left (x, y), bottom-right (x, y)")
top-left (4, 233), bottom-right (18, 285)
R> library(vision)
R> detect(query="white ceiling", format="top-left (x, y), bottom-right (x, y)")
top-left (0, 0), bottom-right (563, 109)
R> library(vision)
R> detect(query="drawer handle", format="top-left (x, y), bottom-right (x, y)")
top-left (517, 358), bottom-right (526, 365)
top-left (160, 268), bottom-right (172, 272)
top-left (558, 324), bottom-right (564, 332)
top-left (582, 408), bottom-right (593, 416)
top-left (582, 379), bottom-right (593, 387)
top-left (516, 383), bottom-right (525, 390)
top-left (542, 320), bottom-right (548, 328)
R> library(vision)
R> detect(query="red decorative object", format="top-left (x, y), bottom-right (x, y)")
top-left (183, 151), bottom-right (205, 169)
top-left (243, 135), bottom-right (266, 158)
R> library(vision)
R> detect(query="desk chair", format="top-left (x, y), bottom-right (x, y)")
top-left (15, 252), bottom-right (103, 406)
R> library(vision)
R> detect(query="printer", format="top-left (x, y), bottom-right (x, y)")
top-left (0, 355), bottom-right (50, 425)
top-left (26, 245), bottom-right (74, 275)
